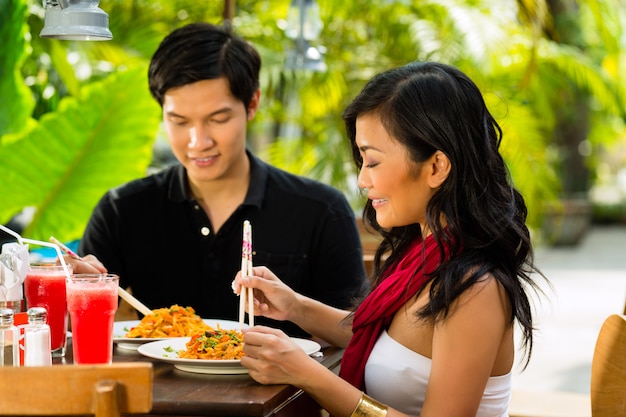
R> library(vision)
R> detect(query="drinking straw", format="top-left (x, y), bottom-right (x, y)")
top-left (239, 220), bottom-right (254, 330)
top-left (49, 236), bottom-right (153, 316)
top-left (0, 226), bottom-right (70, 283)
top-left (0, 224), bottom-right (23, 245)
top-left (21, 238), bottom-right (71, 281)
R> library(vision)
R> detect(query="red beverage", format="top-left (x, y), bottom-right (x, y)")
top-left (24, 264), bottom-right (72, 357)
top-left (66, 274), bottom-right (119, 364)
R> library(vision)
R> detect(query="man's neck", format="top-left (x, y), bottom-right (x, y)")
top-left (188, 156), bottom-right (251, 232)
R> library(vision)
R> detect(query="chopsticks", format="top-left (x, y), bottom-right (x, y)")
top-left (49, 236), bottom-right (82, 261)
top-left (116, 286), bottom-right (153, 317)
top-left (49, 236), bottom-right (153, 317)
top-left (239, 220), bottom-right (254, 330)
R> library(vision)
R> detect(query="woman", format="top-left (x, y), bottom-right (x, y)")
top-left (234, 62), bottom-right (544, 417)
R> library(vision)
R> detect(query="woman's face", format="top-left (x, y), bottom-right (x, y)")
top-left (355, 113), bottom-right (444, 230)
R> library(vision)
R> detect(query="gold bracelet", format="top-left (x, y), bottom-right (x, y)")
top-left (350, 392), bottom-right (388, 417)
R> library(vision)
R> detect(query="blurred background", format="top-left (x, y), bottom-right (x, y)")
top-left (1, 0), bottom-right (626, 247)
top-left (1, 0), bottom-right (625, 401)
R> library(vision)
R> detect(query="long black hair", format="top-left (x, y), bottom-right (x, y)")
top-left (343, 61), bottom-right (545, 365)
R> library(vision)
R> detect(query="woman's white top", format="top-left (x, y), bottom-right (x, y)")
top-left (364, 330), bottom-right (511, 417)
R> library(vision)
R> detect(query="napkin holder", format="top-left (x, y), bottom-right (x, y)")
top-left (0, 242), bottom-right (30, 313)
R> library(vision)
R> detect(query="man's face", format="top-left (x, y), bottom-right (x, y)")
top-left (162, 78), bottom-right (259, 187)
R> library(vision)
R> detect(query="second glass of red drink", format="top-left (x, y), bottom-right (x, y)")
top-left (66, 274), bottom-right (119, 364)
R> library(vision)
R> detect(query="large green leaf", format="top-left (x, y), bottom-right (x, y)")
top-left (0, 68), bottom-right (160, 242)
top-left (0, 0), bottom-right (34, 137)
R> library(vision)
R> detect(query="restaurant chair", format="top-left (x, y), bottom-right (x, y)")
top-left (0, 362), bottom-right (153, 417)
top-left (508, 313), bottom-right (626, 417)
top-left (356, 216), bottom-right (381, 257)
top-left (363, 253), bottom-right (375, 276)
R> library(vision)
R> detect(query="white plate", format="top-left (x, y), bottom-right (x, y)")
top-left (113, 319), bottom-right (242, 351)
top-left (137, 337), bottom-right (322, 374)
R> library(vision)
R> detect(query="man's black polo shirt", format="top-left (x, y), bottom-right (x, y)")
top-left (79, 153), bottom-right (367, 336)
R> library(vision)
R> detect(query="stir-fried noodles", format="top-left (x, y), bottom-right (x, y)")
top-left (125, 305), bottom-right (210, 338)
top-left (179, 327), bottom-right (244, 360)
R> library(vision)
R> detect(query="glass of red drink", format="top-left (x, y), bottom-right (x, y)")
top-left (24, 264), bottom-right (72, 357)
top-left (66, 274), bottom-right (119, 364)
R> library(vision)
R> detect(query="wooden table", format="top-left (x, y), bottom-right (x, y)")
top-left (55, 340), bottom-right (343, 417)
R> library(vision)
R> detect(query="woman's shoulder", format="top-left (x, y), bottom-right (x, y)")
top-left (450, 270), bottom-right (511, 319)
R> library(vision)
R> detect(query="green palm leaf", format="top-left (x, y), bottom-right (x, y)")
top-left (0, 68), bottom-right (160, 242)
top-left (0, 0), bottom-right (34, 137)
top-left (537, 40), bottom-right (624, 116)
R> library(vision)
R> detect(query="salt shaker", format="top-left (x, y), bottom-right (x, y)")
top-left (0, 308), bottom-right (19, 366)
top-left (24, 307), bottom-right (52, 366)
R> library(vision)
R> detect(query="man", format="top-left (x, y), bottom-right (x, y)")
top-left (75, 22), bottom-right (366, 337)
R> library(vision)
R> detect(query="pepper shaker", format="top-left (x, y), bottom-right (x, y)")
top-left (0, 308), bottom-right (19, 366)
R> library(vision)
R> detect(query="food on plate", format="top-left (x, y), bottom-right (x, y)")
top-left (125, 305), bottom-right (210, 338)
top-left (178, 326), bottom-right (245, 360)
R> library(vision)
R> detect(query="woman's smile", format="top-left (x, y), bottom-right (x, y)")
top-left (370, 197), bottom-right (389, 209)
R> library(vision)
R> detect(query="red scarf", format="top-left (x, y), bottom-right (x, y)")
top-left (339, 233), bottom-right (450, 389)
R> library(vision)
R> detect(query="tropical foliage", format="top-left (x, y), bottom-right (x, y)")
top-left (0, 0), bottom-right (624, 243)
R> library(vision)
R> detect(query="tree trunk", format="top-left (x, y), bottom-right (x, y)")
top-left (545, 0), bottom-right (591, 196)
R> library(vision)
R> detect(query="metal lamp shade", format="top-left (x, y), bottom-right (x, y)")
top-left (40, 1), bottom-right (112, 41)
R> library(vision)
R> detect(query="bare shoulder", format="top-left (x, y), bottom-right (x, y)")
top-left (441, 271), bottom-right (512, 334)
top-left (454, 271), bottom-right (509, 310)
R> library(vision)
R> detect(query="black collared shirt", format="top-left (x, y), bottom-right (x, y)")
top-left (79, 153), bottom-right (367, 336)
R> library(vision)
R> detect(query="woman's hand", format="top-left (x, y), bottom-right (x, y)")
top-left (232, 266), bottom-right (302, 323)
top-left (63, 254), bottom-right (107, 274)
top-left (234, 266), bottom-right (352, 347)
top-left (241, 325), bottom-right (319, 386)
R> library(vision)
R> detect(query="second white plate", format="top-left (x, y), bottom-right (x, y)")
top-left (137, 337), bottom-right (321, 374)
top-left (113, 319), bottom-right (242, 351)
